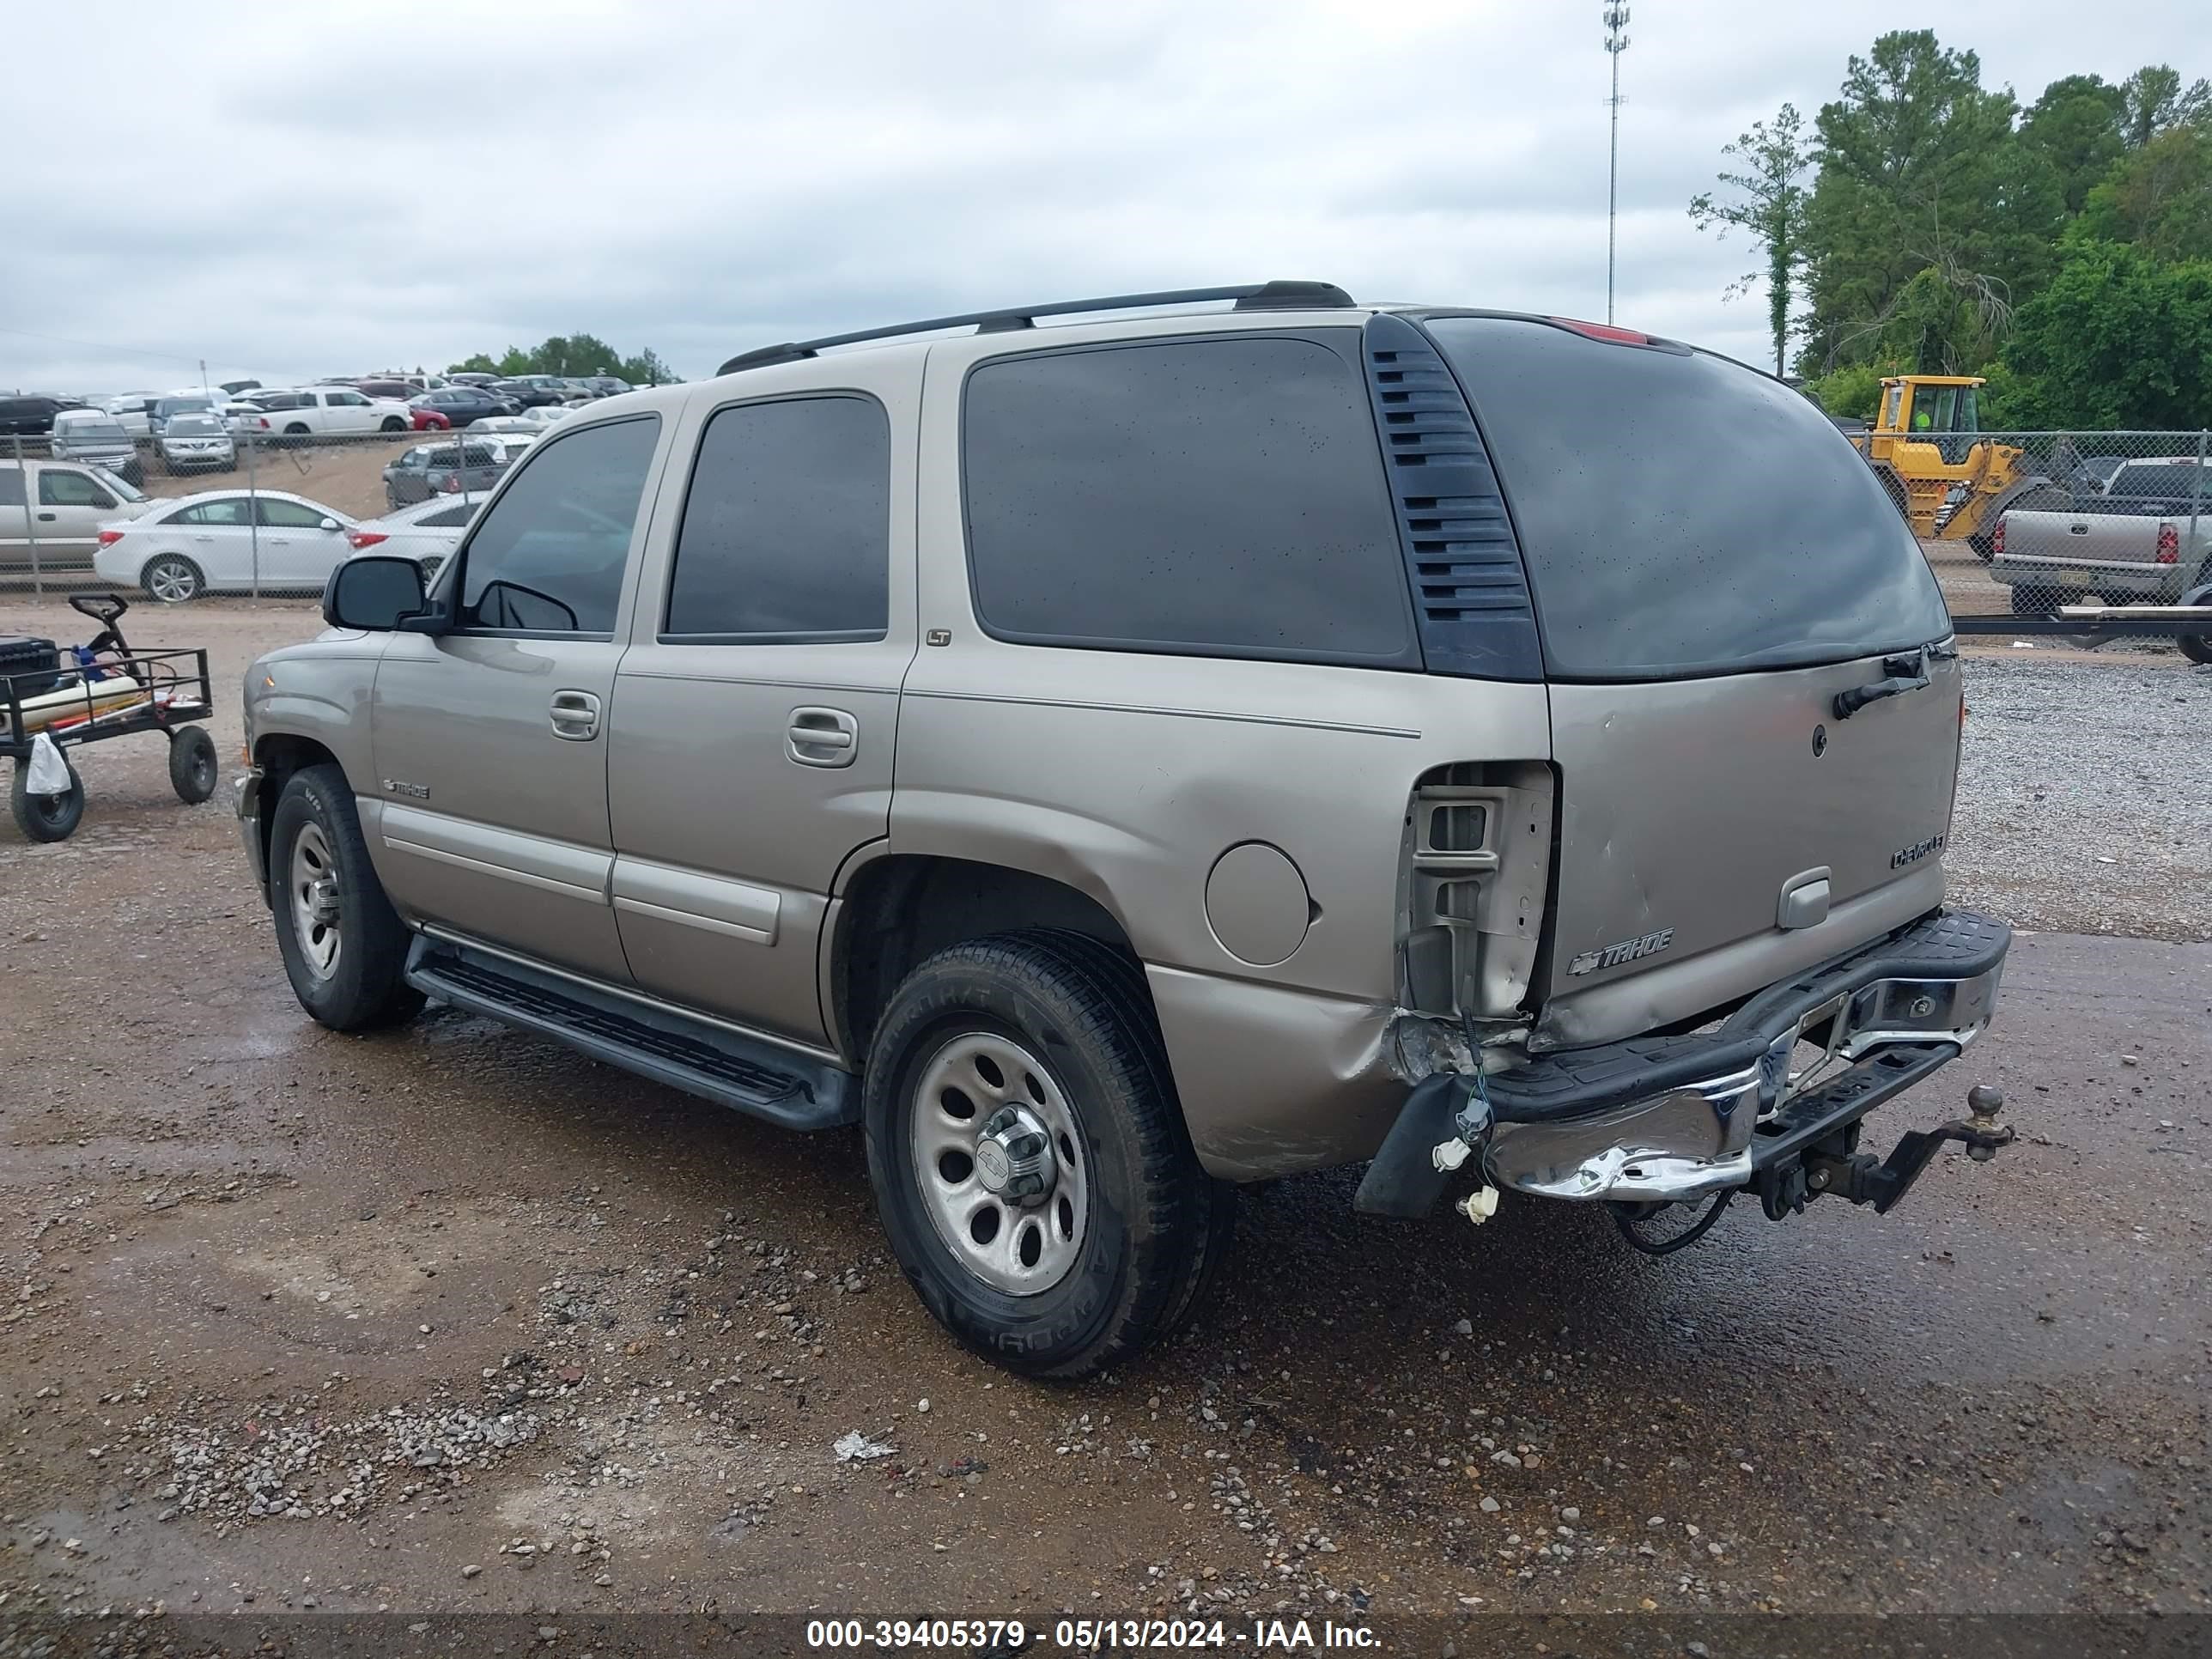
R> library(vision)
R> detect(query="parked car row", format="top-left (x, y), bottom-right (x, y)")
top-left (3, 370), bottom-right (638, 453)
top-left (3, 453), bottom-right (475, 597)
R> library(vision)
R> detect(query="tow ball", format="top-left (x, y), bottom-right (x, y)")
top-left (1761, 1084), bottom-right (2014, 1220)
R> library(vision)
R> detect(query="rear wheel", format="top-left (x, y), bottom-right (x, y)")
top-left (142, 554), bottom-right (204, 604)
top-left (267, 763), bottom-right (422, 1030)
top-left (167, 726), bottom-right (218, 803)
top-left (863, 930), bottom-right (1232, 1379)
top-left (2008, 581), bottom-right (2066, 618)
top-left (10, 751), bottom-right (84, 842)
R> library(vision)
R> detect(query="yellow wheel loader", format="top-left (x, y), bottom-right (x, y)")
top-left (1851, 375), bottom-right (2069, 561)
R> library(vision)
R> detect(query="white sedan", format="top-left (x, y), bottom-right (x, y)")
top-left (343, 495), bottom-right (479, 578)
top-left (93, 489), bottom-right (356, 602)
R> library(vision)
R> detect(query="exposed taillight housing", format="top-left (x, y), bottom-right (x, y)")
top-left (96, 529), bottom-right (125, 546)
top-left (347, 531), bottom-right (388, 550)
top-left (440, 474), bottom-right (459, 493)
top-left (2156, 522), bottom-right (2179, 564)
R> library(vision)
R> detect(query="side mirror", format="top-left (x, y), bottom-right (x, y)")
top-left (319, 517), bottom-right (339, 532)
top-left (324, 554), bottom-right (430, 632)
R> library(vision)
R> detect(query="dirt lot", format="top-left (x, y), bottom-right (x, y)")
top-left (133, 437), bottom-right (415, 524)
top-left (1, 601), bottom-right (2206, 1650)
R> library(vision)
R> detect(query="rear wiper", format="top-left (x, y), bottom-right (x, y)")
top-left (1833, 643), bottom-right (1949, 720)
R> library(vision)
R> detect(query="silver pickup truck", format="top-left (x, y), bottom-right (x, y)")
top-left (1991, 457), bottom-right (2211, 613)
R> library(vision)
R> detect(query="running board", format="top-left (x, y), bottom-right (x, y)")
top-left (404, 939), bottom-right (856, 1131)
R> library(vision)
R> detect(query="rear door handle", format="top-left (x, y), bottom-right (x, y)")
top-left (36, 512), bottom-right (56, 522)
top-left (550, 689), bottom-right (601, 740)
top-left (787, 706), bottom-right (857, 768)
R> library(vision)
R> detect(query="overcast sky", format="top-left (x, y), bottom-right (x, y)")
top-left (5, 0), bottom-right (2202, 395)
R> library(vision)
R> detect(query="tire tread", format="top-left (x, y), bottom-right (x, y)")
top-left (864, 927), bottom-right (1232, 1379)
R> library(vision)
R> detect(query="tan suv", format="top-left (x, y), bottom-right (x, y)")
top-left (235, 283), bottom-right (2012, 1376)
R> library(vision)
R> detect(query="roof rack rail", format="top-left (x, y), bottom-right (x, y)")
top-left (716, 281), bottom-right (1355, 376)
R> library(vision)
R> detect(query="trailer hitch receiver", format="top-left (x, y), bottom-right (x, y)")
top-left (1764, 1084), bottom-right (2013, 1219)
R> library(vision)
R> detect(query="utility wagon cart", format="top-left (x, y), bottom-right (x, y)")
top-left (1, 593), bottom-right (218, 842)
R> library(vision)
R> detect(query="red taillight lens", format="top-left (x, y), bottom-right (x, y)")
top-left (2156, 523), bottom-right (2179, 563)
top-left (441, 474), bottom-right (459, 492)
top-left (1992, 518), bottom-right (2005, 556)
top-left (347, 531), bottom-right (388, 550)
top-left (1547, 316), bottom-right (1652, 346)
top-left (96, 529), bottom-right (125, 545)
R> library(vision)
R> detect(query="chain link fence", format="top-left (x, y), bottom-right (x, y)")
top-left (1880, 428), bottom-right (2211, 625)
top-left (5, 391), bottom-right (2209, 629)
top-left (1, 391), bottom-right (581, 601)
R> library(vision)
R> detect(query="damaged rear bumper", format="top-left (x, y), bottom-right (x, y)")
top-left (1356, 908), bottom-right (2009, 1216)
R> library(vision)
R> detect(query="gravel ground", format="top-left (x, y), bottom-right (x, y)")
top-left (1952, 653), bottom-right (2211, 942)
top-left (1, 600), bottom-right (2207, 1649)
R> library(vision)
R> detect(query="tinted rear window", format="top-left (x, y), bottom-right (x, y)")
top-left (962, 333), bottom-right (1415, 665)
top-left (2107, 465), bottom-right (2204, 498)
top-left (1425, 317), bottom-right (1952, 680)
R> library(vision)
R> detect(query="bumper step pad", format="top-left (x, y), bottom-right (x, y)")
top-left (1490, 909), bottom-right (2009, 1125)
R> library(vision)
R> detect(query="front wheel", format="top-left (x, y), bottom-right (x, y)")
top-left (267, 763), bottom-right (422, 1030)
top-left (142, 554), bottom-right (204, 604)
top-left (168, 726), bottom-right (218, 803)
top-left (862, 930), bottom-right (1232, 1379)
top-left (380, 416), bottom-right (405, 433)
top-left (10, 751), bottom-right (84, 842)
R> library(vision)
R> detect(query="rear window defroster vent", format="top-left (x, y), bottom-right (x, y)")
top-left (1361, 313), bottom-right (1541, 682)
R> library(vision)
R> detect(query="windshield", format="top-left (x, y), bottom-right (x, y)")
top-left (91, 468), bottom-right (147, 502)
top-left (157, 398), bottom-right (215, 416)
top-left (1908, 383), bottom-right (1977, 432)
top-left (1425, 316), bottom-right (1952, 682)
top-left (167, 416), bottom-right (224, 435)
top-left (63, 422), bottom-right (131, 444)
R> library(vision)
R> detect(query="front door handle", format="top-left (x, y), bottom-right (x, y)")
top-left (36, 512), bottom-right (56, 522)
top-left (550, 689), bottom-right (602, 740)
top-left (787, 706), bottom-right (857, 768)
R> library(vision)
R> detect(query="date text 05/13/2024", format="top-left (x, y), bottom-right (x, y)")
top-left (804, 1617), bottom-right (1380, 1649)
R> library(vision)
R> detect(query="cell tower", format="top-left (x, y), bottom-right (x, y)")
top-left (1604, 4), bottom-right (1631, 325)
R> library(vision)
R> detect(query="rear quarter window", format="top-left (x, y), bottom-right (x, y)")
top-left (960, 332), bottom-right (1415, 665)
top-left (1425, 317), bottom-right (1953, 681)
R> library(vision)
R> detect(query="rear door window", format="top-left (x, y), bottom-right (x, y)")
top-left (177, 498), bottom-right (252, 527)
top-left (1424, 317), bottom-right (1952, 681)
top-left (960, 333), bottom-right (1415, 665)
top-left (258, 497), bottom-right (331, 529)
top-left (663, 395), bottom-right (890, 641)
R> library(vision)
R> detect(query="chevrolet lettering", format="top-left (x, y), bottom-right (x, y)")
top-left (1892, 834), bottom-right (1947, 869)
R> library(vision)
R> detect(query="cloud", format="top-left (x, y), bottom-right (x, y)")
top-left (3, 0), bottom-right (2198, 392)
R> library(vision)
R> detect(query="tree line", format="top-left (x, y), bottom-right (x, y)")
top-left (1690, 33), bottom-right (2212, 428)
top-left (447, 333), bottom-right (677, 387)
